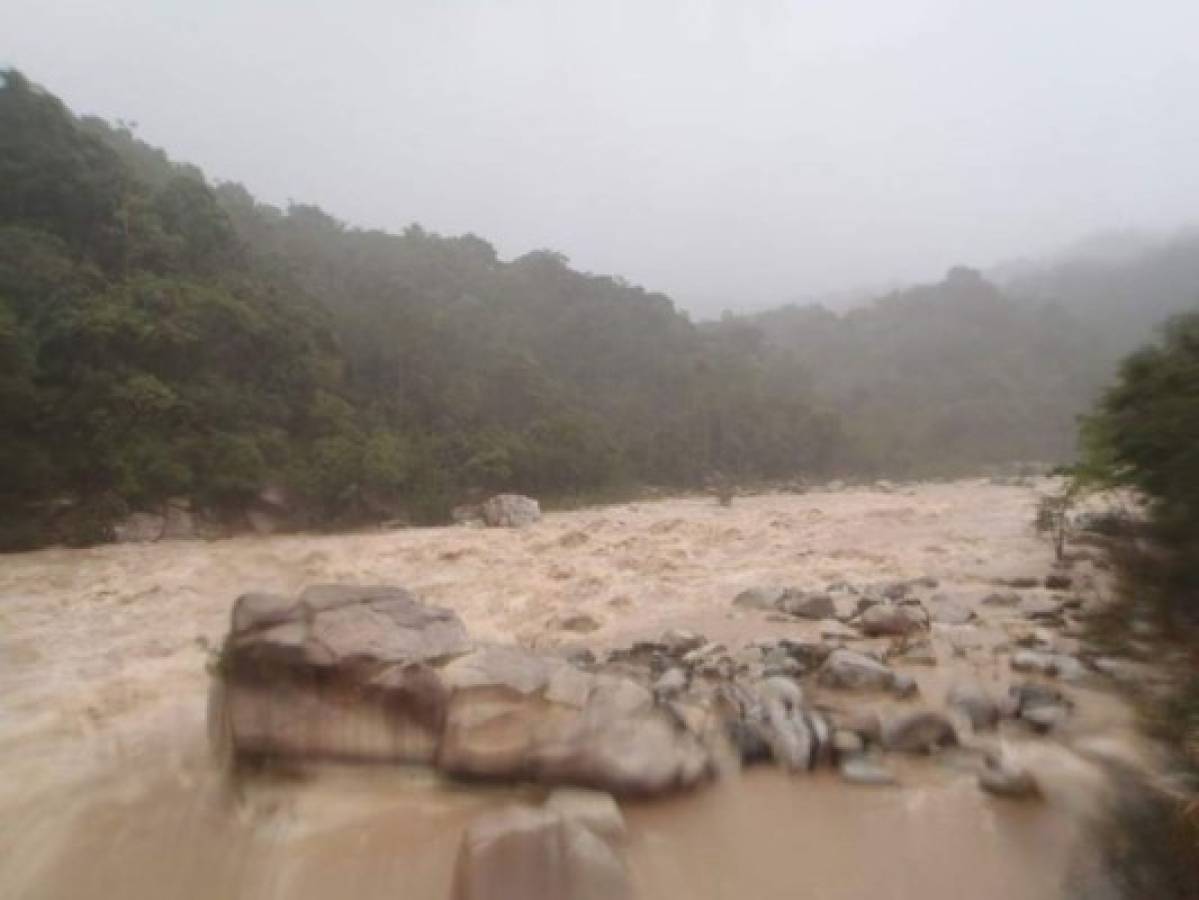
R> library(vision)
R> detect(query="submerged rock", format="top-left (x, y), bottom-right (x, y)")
top-left (1010, 650), bottom-right (1084, 680)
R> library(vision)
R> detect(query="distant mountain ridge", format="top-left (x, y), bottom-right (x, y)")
top-left (2, 68), bottom-right (1197, 548)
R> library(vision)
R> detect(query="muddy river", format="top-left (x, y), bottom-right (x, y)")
top-left (0, 480), bottom-right (1143, 898)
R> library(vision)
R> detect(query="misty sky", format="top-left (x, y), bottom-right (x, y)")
top-left (5, 1), bottom-right (1199, 315)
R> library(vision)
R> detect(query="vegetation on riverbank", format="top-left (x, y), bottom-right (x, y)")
top-left (1069, 311), bottom-right (1199, 898)
top-left (3, 68), bottom-right (1198, 549)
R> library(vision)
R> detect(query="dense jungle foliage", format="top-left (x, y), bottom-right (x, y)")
top-left (2, 68), bottom-right (1198, 547)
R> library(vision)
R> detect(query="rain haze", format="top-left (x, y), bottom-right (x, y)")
top-left (5, 0), bottom-right (1199, 314)
top-left (8, 5), bottom-right (1199, 899)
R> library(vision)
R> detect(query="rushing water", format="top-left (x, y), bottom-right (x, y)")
top-left (0, 481), bottom-right (1144, 898)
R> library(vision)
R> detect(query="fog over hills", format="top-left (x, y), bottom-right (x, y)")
top-left (5, 0), bottom-right (1199, 316)
top-left (2, 64), bottom-right (1198, 549)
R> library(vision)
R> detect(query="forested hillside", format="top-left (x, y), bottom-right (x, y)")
top-left (0, 70), bottom-right (842, 547)
top-left (748, 268), bottom-right (1113, 472)
top-left (2, 69), bottom-right (1197, 548)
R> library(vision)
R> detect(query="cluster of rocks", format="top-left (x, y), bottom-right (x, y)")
top-left (213, 585), bottom-right (710, 796)
top-left (212, 576), bottom-right (1087, 803)
top-left (210, 571), bottom-right (1111, 898)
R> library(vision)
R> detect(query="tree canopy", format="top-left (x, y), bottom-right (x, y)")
top-left (2, 68), bottom-right (1198, 548)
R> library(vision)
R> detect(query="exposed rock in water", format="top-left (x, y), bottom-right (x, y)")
top-left (946, 682), bottom-right (1001, 731)
top-left (217, 585), bottom-right (471, 764)
top-left (732, 586), bottom-right (786, 610)
top-left (480, 494), bottom-right (542, 528)
top-left (1010, 650), bottom-right (1085, 681)
top-left (659, 629), bottom-right (706, 656)
top-left (778, 589), bottom-right (836, 619)
top-left (438, 653), bottom-right (712, 795)
top-left (818, 649), bottom-right (895, 691)
top-left (1009, 682), bottom-right (1074, 733)
top-left (452, 803), bottom-right (631, 900)
top-left (881, 710), bottom-right (958, 753)
top-left (858, 602), bottom-right (927, 637)
top-left (215, 586), bottom-right (715, 795)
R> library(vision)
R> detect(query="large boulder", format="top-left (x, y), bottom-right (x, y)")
top-left (481, 494), bottom-right (542, 528)
top-left (216, 585), bottom-right (471, 764)
top-left (437, 648), bottom-right (712, 795)
top-left (213, 585), bottom-right (718, 796)
top-left (452, 804), bottom-right (631, 900)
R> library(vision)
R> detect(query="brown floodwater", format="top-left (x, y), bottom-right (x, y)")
top-left (0, 480), bottom-right (1141, 898)
top-left (8, 752), bottom-right (1084, 900)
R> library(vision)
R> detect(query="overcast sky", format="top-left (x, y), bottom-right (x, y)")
top-left (5, 1), bottom-right (1199, 315)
